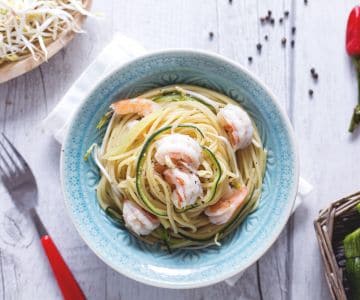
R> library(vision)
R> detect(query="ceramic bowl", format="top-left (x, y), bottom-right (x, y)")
top-left (61, 50), bottom-right (299, 288)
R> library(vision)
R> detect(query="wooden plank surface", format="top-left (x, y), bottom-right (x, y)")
top-left (0, 0), bottom-right (359, 299)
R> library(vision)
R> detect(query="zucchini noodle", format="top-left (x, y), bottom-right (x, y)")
top-left (91, 84), bottom-right (267, 250)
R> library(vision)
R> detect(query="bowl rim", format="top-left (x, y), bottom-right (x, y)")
top-left (60, 48), bottom-right (299, 289)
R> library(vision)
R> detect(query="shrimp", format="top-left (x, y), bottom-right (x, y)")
top-left (217, 104), bottom-right (254, 150)
top-left (154, 134), bottom-right (202, 170)
top-left (122, 200), bottom-right (160, 235)
top-left (205, 187), bottom-right (248, 225)
top-left (111, 98), bottom-right (160, 116)
top-left (163, 168), bottom-right (203, 209)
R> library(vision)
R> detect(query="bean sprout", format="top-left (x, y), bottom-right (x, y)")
top-left (0, 0), bottom-right (91, 64)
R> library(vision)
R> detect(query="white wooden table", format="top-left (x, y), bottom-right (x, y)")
top-left (0, 1), bottom-right (359, 299)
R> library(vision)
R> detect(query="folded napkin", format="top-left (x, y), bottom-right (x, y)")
top-left (41, 33), bottom-right (313, 286)
top-left (42, 34), bottom-right (146, 143)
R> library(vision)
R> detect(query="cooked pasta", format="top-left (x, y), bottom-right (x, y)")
top-left (88, 84), bottom-right (267, 250)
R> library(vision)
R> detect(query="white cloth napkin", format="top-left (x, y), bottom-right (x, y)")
top-left (42, 33), bottom-right (146, 143)
top-left (41, 33), bottom-right (313, 286)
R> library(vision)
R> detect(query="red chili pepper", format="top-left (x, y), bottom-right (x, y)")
top-left (346, 6), bottom-right (360, 132)
top-left (346, 6), bottom-right (360, 56)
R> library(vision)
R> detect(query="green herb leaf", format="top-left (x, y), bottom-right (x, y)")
top-left (96, 112), bottom-right (111, 129)
top-left (83, 144), bottom-right (96, 161)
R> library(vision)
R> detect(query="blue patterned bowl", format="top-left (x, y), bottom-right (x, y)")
top-left (61, 50), bottom-right (299, 288)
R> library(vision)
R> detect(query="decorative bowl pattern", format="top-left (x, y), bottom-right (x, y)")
top-left (61, 50), bottom-right (299, 288)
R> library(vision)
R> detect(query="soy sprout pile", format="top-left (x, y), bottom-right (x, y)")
top-left (0, 0), bottom-right (91, 64)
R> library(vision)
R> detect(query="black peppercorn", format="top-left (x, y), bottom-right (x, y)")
top-left (256, 43), bottom-right (262, 52)
top-left (291, 40), bottom-right (295, 48)
top-left (310, 68), bottom-right (319, 81)
top-left (309, 89), bottom-right (314, 97)
top-left (248, 56), bottom-right (253, 63)
top-left (264, 35), bottom-right (268, 41)
top-left (284, 11), bottom-right (289, 18)
top-left (279, 18), bottom-right (283, 24)
top-left (270, 18), bottom-right (275, 25)
top-left (209, 32), bottom-right (214, 39)
top-left (281, 37), bottom-right (287, 46)
top-left (292, 26), bottom-right (296, 34)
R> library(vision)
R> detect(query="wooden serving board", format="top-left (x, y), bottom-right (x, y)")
top-left (0, 0), bottom-right (92, 84)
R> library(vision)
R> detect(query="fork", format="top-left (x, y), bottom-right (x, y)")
top-left (0, 133), bottom-right (85, 300)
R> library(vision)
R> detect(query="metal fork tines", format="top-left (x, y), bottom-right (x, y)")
top-left (0, 133), bottom-right (42, 232)
top-left (0, 133), bottom-right (33, 188)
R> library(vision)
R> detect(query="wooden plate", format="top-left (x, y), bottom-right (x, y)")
top-left (0, 0), bottom-right (92, 84)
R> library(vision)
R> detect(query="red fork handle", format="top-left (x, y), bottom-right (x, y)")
top-left (41, 235), bottom-right (86, 300)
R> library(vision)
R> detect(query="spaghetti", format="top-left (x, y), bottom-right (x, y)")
top-left (89, 84), bottom-right (267, 250)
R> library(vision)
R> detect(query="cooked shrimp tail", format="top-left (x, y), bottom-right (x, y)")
top-left (122, 200), bottom-right (160, 235)
top-left (111, 98), bottom-right (160, 116)
top-left (163, 168), bottom-right (203, 209)
top-left (217, 104), bottom-right (253, 150)
top-left (205, 187), bottom-right (248, 225)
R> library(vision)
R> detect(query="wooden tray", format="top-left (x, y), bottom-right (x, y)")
top-left (0, 0), bottom-right (92, 84)
top-left (314, 192), bottom-right (360, 300)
